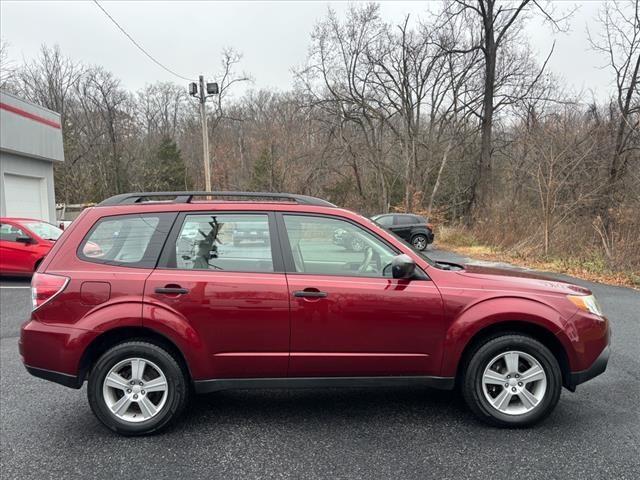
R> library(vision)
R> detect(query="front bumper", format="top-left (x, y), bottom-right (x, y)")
top-left (567, 345), bottom-right (610, 390)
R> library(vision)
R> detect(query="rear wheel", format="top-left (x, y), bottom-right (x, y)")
top-left (88, 341), bottom-right (188, 436)
top-left (462, 334), bottom-right (561, 427)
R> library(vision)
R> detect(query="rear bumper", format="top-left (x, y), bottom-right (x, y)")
top-left (20, 319), bottom-right (97, 388)
top-left (24, 365), bottom-right (82, 389)
top-left (567, 345), bottom-right (610, 390)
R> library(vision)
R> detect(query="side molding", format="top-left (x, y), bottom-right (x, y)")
top-left (194, 375), bottom-right (455, 394)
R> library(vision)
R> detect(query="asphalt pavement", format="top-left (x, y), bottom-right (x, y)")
top-left (1, 248), bottom-right (638, 480)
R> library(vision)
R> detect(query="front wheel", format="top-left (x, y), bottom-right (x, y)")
top-left (462, 334), bottom-right (562, 427)
top-left (411, 234), bottom-right (428, 251)
top-left (88, 341), bottom-right (189, 435)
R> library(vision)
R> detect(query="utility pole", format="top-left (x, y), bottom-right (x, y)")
top-left (198, 76), bottom-right (211, 191)
top-left (189, 76), bottom-right (219, 191)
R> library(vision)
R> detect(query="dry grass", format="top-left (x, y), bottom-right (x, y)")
top-left (436, 226), bottom-right (640, 289)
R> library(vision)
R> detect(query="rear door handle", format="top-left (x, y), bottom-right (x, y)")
top-left (155, 286), bottom-right (189, 295)
top-left (294, 290), bottom-right (328, 298)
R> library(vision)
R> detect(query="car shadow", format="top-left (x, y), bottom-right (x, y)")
top-left (178, 386), bottom-right (472, 429)
top-left (0, 275), bottom-right (32, 286)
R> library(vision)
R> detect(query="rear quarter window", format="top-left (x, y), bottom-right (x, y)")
top-left (78, 213), bottom-right (176, 268)
top-left (395, 215), bottom-right (414, 225)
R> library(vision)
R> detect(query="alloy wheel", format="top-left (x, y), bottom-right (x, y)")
top-left (102, 357), bottom-right (169, 423)
top-left (412, 235), bottom-right (427, 250)
top-left (481, 350), bottom-right (547, 415)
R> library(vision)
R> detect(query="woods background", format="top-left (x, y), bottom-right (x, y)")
top-left (1, 1), bottom-right (638, 280)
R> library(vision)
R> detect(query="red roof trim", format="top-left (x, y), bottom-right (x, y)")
top-left (0, 102), bottom-right (62, 129)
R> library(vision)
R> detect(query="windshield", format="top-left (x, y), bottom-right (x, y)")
top-left (22, 221), bottom-right (63, 241)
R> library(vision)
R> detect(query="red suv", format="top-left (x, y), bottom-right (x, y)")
top-left (19, 192), bottom-right (610, 435)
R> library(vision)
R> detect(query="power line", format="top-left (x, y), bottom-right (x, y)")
top-left (92, 0), bottom-right (195, 82)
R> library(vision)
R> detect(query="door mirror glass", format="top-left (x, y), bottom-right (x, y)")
top-left (391, 254), bottom-right (416, 279)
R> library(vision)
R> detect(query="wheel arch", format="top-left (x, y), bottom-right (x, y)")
top-left (454, 320), bottom-right (572, 391)
top-left (33, 256), bottom-right (45, 272)
top-left (410, 230), bottom-right (429, 240)
top-left (78, 326), bottom-right (192, 385)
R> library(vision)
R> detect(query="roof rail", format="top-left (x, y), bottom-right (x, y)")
top-left (96, 191), bottom-right (336, 208)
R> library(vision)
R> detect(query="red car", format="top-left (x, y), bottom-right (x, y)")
top-left (0, 217), bottom-right (63, 276)
top-left (19, 192), bottom-right (610, 435)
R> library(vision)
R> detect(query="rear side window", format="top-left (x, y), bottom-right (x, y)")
top-left (395, 215), bottom-right (414, 225)
top-left (78, 213), bottom-right (176, 268)
top-left (167, 213), bottom-right (274, 273)
top-left (395, 215), bottom-right (424, 225)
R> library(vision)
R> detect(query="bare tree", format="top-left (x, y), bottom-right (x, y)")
top-left (443, 0), bottom-right (570, 219)
top-left (589, 0), bottom-right (640, 234)
top-left (18, 45), bottom-right (83, 120)
top-left (0, 39), bottom-right (16, 90)
top-left (206, 48), bottom-right (252, 188)
top-left (528, 112), bottom-right (596, 254)
top-left (297, 4), bottom-right (395, 210)
top-left (76, 67), bottom-right (130, 196)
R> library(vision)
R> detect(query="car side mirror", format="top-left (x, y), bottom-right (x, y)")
top-left (391, 254), bottom-right (416, 279)
top-left (16, 236), bottom-right (35, 245)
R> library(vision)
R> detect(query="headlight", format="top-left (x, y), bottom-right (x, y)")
top-left (567, 294), bottom-right (604, 316)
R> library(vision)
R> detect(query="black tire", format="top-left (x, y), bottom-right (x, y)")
top-left (411, 234), bottom-right (428, 251)
top-left (33, 258), bottom-right (43, 273)
top-left (88, 341), bottom-right (189, 436)
top-left (462, 334), bottom-right (561, 428)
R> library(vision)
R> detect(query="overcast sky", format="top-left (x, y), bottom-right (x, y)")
top-left (1, 1), bottom-right (614, 102)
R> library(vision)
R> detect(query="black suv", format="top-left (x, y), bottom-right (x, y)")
top-left (371, 213), bottom-right (434, 251)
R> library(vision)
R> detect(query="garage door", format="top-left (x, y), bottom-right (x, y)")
top-left (4, 174), bottom-right (47, 220)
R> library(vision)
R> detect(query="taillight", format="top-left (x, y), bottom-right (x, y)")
top-left (427, 223), bottom-right (434, 230)
top-left (31, 273), bottom-right (69, 311)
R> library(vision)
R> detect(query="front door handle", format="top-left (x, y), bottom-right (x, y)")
top-left (294, 290), bottom-right (328, 298)
top-left (155, 286), bottom-right (189, 295)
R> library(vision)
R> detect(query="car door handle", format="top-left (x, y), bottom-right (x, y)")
top-left (155, 286), bottom-right (189, 295)
top-left (294, 290), bottom-right (328, 298)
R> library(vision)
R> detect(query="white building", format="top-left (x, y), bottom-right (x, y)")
top-left (0, 90), bottom-right (64, 222)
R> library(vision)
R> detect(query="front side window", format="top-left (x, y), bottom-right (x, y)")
top-left (283, 215), bottom-right (396, 277)
top-left (79, 214), bottom-right (173, 267)
top-left (0, 223), bottom-right (27, 242)
top-left (374, 215), bottom-right (393, 227)
top-left (172, 213), bottom-right (274, 273)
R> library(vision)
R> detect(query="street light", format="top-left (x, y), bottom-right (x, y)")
top-left (189, 77), bottom-right (219, 191)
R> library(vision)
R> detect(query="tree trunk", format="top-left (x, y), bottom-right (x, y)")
top-left (473, 20), bottom-right (496, 221)
top-left (428, 136), bottom-right (454, 216)
top-left (403, 138), bottom-right (413, 212)
top-left (600, 52), bottom-right (640, 233)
